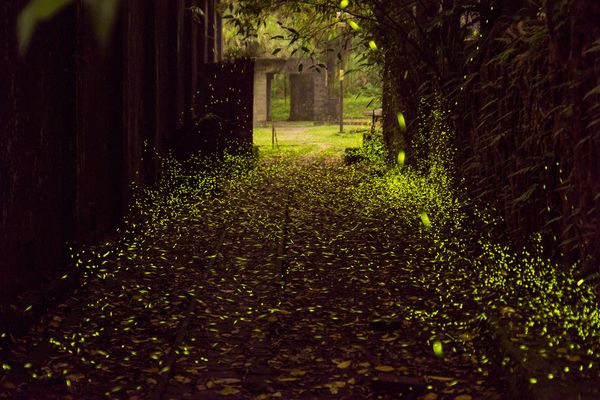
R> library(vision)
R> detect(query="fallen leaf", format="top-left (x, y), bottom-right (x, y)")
top-left (458, 332), bottom-right (476, 341)
top-left (336, 360), bottom-right (351, 369)
top-left (454, 395), bottom-right (472, 400)
top-left (423, 393), bottom-right (439, 400)
top-left (213, 378), bottom-right (241, 385)
top-left (565, 354), bottom-right (582, 362)
top-left (428, 375), bottom-right (454, 381)
top-left (277, 377), bottom-right (298, 382)
top-left (218, 386), bottom-right (241, 395)
top-left (325, 381), bottom-right (346, 394)
top-left (290, 369), bottom-right (306, 376)
top-left (381, 333), bottom-right (399, 342)
top-left (500, 306), bottom-right (515, 316)
top-left (66, 373), bottom-right (85, 382)
top-left (375, 365), bottom-right (395, 372)
top-left (174, 375), bottom-right (191, 384)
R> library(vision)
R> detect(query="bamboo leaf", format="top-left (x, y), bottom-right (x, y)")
top-left (583, 85), bottom-right (600, 101)
top-left (514, 184), bottom-right (538, 204)
top-left (18, 0), bottom-right (74, 53)
top-left (83, 0), bottom-right (120, 47)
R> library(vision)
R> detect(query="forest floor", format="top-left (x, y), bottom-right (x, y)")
top-left (1, 140), bottom-right (599, 399)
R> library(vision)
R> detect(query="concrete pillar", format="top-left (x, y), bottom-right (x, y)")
top-left (289, 73), bottom-right (314, 121)
top-left (253, 67), bottom-right (267, 126)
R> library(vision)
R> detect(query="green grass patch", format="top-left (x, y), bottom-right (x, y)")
top-left (253, 124), bottom-right (368, 160)
top-left (343, 95), bottom-right (381, 119)
top-left (270, 95), bottom-right (381, 121)
top-left (271, 97), bottom-right (290, 121)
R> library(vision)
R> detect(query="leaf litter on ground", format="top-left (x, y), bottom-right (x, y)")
top-left (0, 149), bottom-right (535, 399)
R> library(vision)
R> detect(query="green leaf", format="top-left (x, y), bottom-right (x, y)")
top-left (83, 0), bottom-right (120, 47)
top-left (369, 40), bottom-right (378, 50)
top-left (583, 84), bottom-right (600, 101)
top-left (340, 0), bottom-right (349, 9)
top-left (348, 20), bottom-right (360, 31)
top-left (18, 0), bottom-right (74, 53)
top-left (514, 184), bottom-right (538, 204)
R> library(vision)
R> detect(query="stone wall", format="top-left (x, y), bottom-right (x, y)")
top-left (252, 58), bottom-right (335, 125)
top-left (253, 65), bottom-right (269, 126)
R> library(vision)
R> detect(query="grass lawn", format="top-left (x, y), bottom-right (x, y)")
top-left (253, 123), bottom-right (369, 160)
top-left (270, 95), bottom-right (381, 121)
top-left (343, 95), bottom-right (381, 119)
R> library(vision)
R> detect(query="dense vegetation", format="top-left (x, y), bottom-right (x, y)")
top-left (224, 0), bottom-right (600, 280)
top-left (6, 137), bottom-right (600, 396)
top-left (5, 0), bottom-right (599, 396)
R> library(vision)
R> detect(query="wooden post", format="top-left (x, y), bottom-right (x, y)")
top-left (339, 68), bottom-right (344, 133)
top-left (272, 122), bottom-right (278, 149)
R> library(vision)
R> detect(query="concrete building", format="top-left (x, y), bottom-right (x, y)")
top-left (253, 58), bottom-right (338, 125)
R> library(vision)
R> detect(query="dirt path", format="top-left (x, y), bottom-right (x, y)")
top-left (1, 156), bottom-right (500, 399)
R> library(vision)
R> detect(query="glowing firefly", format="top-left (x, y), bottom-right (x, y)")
top-left (396, 112), bottom-right (406, 132)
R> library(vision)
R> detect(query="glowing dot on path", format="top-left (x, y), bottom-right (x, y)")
top-left (420, 212), bottom-right (432, 229)
top-left (433, 340), bottom-right (443, 357)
